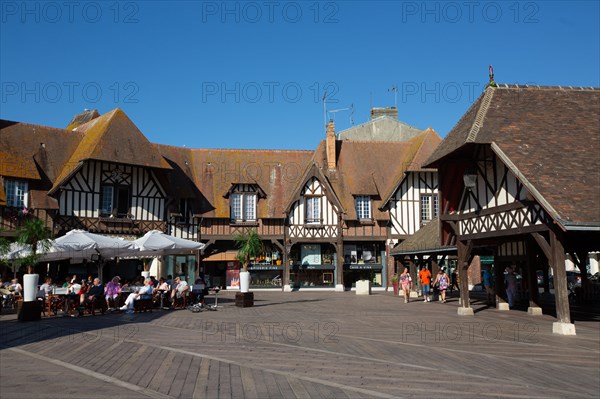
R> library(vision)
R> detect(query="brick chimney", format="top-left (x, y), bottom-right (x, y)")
top-left (326, 119), bottom-right (336, 170)
top-left (370, 107), bottom-right (398, 120)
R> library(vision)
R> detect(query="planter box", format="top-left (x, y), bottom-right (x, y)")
top-left (18, 300), bottom-right (41, 322)
top-left (235, 292), bottom-right (254, 307)
top-left (356, 280), bottom-right (371, 295)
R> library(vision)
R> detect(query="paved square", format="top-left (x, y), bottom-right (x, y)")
top-left (1, 291), bottom-right (599, 398)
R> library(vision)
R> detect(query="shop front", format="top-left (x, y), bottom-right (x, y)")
top-left (342, 242), bottom-right (385, 289)
top-left (288, 243), bottom-right (337, 289)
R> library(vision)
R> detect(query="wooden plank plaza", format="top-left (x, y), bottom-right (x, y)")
top-left (1, 290), bottom-right (599, 398)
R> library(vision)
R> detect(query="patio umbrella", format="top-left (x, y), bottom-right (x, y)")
top-left (132, 230), bottom-right (204, 255)
top-left (52, 229), bottom-right (135, 259)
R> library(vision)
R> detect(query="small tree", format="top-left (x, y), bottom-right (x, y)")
top-left (17, 218), bottom-right (52, 274)
top-left (234, 229), bottom-right (264, 273)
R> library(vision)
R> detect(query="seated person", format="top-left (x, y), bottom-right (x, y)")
top-left (170, 276), bottom-right (189, 306)
top-left (37, 277), bottom-right (55, 299)
top-left (9, 279), bottom-right (23, 297)
top-left (120, 278), bottom-right (153, 312)
top-left (39, 277), bottom-right (55, 295)
top-left (83, 278), bottom-right (104, 306)
top-left (104, 276), bottom-right (122, 310)
top-left (192, 277), bottom-right (207, 305)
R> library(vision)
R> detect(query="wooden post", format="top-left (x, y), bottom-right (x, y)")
top-left (526, 240), bottom-right (542, 315)
top-left (456, 240), bottom-right (473, 315)
top-left (550, 230), bottom-right (575, 335)
top-left (335, 240), bottom-right (344, 291)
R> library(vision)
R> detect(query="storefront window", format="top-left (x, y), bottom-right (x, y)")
top-left (344, 243), bottom-right (381, 264)
top-left (290, 267), bottom-right (335, 288)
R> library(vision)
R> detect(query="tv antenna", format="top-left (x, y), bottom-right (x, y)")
top-left (328, 105), bottom-right (352, 124)
top-left (388, 85), bottom-right (398, 108)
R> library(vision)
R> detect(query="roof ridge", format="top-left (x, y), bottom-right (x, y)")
top-left (494, 84), bottom-right (599, 91)
top-left (466, 88), bottom-right (495, 143)
top-left (337, 115), bottom-right (423, 133)
top-left (154, 143), bottom-right (312, 153)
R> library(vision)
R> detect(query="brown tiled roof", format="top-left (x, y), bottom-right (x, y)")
top-left (380, 128), bottom-right (442, 206)
top-left (0, 119), bottom-right (82, 181)
top-left (30, 190), bottom-right (59, 210)
top-left (155, 145), bottom-right (313, 218)
top-left (390, 218), bottom-right (455, 255)
top-left (426, 85), bottom-right (600, 226)
top-left (305, 129), bottom-right (441, 220)
top-left (50, 109), bottom-right (171, 193)
top-left (66, 109), bottom-right (100, 130)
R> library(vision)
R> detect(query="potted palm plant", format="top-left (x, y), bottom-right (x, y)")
top-left (234, 229), bottom-right (263, 307)
top-left (17, 218), bottom-right (52, 321)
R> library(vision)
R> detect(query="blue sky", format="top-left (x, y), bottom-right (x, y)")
top-left (1, 1), bottom-right (599, 150)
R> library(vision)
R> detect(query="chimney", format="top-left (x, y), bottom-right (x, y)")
top-left (326, 119), bottom-right (336, 170)
top-left (370, 107), bottom-right (398, 120)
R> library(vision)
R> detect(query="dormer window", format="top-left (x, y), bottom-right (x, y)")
top-left (5, 180), bottom-right (28, 208)
top-left (230, 192), bottom-right (256, 222)
top-left (305, 196), bottom-right (321, 224)
top-left (355, 195), bottom-right (371, 219)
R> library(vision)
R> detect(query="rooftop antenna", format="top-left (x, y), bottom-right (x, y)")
top-left (388, 85), bottom-right (398, 108)
top-left (349, 103), bottom-right (355, 125)
top-left (328, 106), bottom-right (351, 124)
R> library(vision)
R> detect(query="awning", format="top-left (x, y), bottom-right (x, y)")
top-left (203, 251), bottom-right (239, 262)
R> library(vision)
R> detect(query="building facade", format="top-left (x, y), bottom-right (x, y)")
top-left (1, 108), bottom-right (441, 290)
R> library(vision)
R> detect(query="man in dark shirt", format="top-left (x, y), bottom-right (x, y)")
top-left (85, 278), bottom-right (104, 305)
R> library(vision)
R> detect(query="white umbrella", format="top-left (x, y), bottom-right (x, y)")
top-left (2, 242), bottom-right (31, 261)
top-left (132, 230), bottom-right (204, 255)
top-left (52, 229), bottom-right (135, 260)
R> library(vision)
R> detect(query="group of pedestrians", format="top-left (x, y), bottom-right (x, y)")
top-left (397, 264), bottom-right (521, 309)
top-left (397, 265), bottom-right (451, 303)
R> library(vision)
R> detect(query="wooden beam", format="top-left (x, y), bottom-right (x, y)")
top-left (531, 232), bottom-right (551, 259)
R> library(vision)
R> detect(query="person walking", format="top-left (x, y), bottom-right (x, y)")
top-left (399, 267), bottom-right (412, 303)
top-left (505, 266), bottom-right (518, 308)
top-left (482, 267), bottom-right (495, 305)
top-left (450, 269), bottom-right (460, 293)
top-left (418, 265), bottom-right (432, 302)
top-left (433, 268), bottom-right (450, 303)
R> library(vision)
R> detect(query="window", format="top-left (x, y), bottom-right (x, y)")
top-left (177, 199), bottom-right (190, 224)
top-left (230, 193), bottom-right (257, 222)
top-left (305, 196), bottom-right (321, 224)
top-left (100, 186), bottom-right (114, 216)
top-left (5, 180), bottom-right (28, 208)
top-left (355, 195), bottom-right (371, 219)
top-left (420, 194), bottom-right (439, 225)
top-left (100, 185), bottom-right (130, 217)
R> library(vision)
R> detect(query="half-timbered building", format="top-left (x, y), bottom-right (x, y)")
top-left (154, 144), bottom-right (313, 289)
top-left (425, 84), bottom-right (600, 335)
top-left (282, 120), bottom-right (442, 291)
top-left (1, 109), bottom-right (174, 279)
top-left (1, 107), bottom-right (443, 292)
